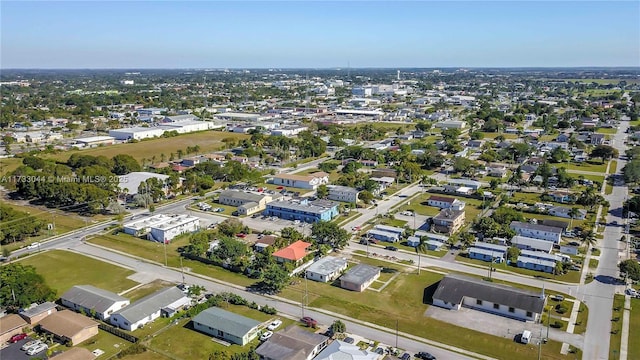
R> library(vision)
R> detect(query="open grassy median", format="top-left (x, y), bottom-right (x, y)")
top-left (17, 249), bottom-right (138, 295)
top-left (609, 294), bottom-right (625, 359)
top-left (629, 298), bottom-right (640, 359)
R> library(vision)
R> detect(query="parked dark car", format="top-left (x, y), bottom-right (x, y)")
top-left (400, 353), bottom-right (412, 360)
top-left (385, 246), bottom-right (398, 251)
top-left (416, 351), bottom-right (436, 360)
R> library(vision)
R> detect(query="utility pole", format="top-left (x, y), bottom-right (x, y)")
top-left (163, 240), bottom-right (168, 267)
top-left (180, 256), bottom-right (185, 285)
top-left (395, 319), bottom-right (399, 348)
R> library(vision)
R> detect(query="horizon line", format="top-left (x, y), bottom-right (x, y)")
top-left (2, 66), bottom-right (640, 71)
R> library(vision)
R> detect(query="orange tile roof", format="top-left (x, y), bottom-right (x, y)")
top-left (272, 240), bottom-right (312, 261)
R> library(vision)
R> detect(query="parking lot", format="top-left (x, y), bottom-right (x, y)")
top-left (241, 215), bottom-right (313, 236)
top-left (1, 337), bottom-right (48, 360)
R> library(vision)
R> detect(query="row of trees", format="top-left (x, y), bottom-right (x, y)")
top-left (0, 263), bottom-right (56, 309)
top-left (0, 203), bottom-right (43, 244)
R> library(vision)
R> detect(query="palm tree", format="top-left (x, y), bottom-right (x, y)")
top-left (416, 236), bottom-right (429, 275)
top-left (580, 228), bottom-right (597, 249)
top-left (568, 207), bottom-right (581, 231)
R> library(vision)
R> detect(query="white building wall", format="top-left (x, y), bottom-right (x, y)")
top-left (110, 310), bottom-right (161, 331)
top-left (461, 296), bottom-right (538, 322)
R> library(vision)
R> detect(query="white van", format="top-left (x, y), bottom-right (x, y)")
top-left (521, 330), bottom-right (532, 344)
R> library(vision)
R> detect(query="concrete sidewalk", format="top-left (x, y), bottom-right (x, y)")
top-left (620, 295), bottom-right (631, 360)
top-left (565, 299), bottom-right (581, 334)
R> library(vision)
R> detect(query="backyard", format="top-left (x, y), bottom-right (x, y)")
top-left (17, 249), bottom-right (139, 295)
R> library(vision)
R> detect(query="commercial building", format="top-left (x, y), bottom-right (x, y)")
top-left (305, 256), bottom-right (348, 283)
top-left (61, 285), bottom-right (130, 321)
top-left (432, 274), bottom-right (546, 322)
top-left (109, 127), bottom-right (165, 140)
top-left (340, 264), bottom-right (381, 292)
top-left (256, 325), bottom-right (330, 360)
top-left (265, 199), bottom-right (339, 223)
top-left (272, 172), bottom-right (329, 190)
top-left (110, 287), bottom-right (190, 331)
top-left (38, 310), bottom-right (99, 345)
top-left (192, 307), bottom-right (261, 346)
top-left (123, 214), bottom-right (200, 242)
top-left (510, 221), bottom-right (563, 244)
top-left (73, 136), bottom-right (116, 147)
top-left (326, 185), bottom-right (359, 204)
top-left (218, 190), bottom-right (273, 215)
top-left (432, 209), bottom-right (466, 234)
top-left (118, 171), bottom-right (172, 197)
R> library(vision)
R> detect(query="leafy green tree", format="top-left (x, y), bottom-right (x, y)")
top-left (316, 184), bottom-right (329, 199)
top-left (506, 246), bottom-right (520, 263)
top-left (112, 154), bottom-right (141, 175)
top-left (311, 221), bottom-right (350, 249)
top-left (623, 160), bottom-right (640, 184)
top-left (358, 190), bottom-right (374, 204)
top-left (619, 259), bottom-right (640, 281)
top-left (0, 263), bottom-right (55, 309)
top-left (258, 264), bottom-right (289, 294)
top-left (217, 218), bottom-right (246, 237)
top-left (590, 145), bottom-right (619, 162)
top-left (330, 320), bottom-right (346, 334)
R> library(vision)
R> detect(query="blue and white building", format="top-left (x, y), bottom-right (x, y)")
top-left (367, 229), bottom-right (400, 243)
top-left (264, 199), bottom-right (339, 223)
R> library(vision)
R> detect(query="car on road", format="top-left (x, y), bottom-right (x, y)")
top-left (235, 233), bottom-right (247, 238)
top-left (26, 343), bottom-right (48, 356)
top-left (385, 246), bottom-right (398, 251)
top-left (301, 316), bottom-right (318, 328)
top-left (415, 351), bottom-right (436, 360)
top-left (9, 333), bottom-right (27, 343)
top-left (21, 339), bottom-right (42, 351)
top-left (626, 288), bottom-right (638, 297)
top-left (267, 319), bottom-right (282, 331)
top-left (260, 331), bottom-right (273, 341)
top-left (351, 226), bottom-right (361, 231)
top-left (26, 242), bottom-right (40, 250)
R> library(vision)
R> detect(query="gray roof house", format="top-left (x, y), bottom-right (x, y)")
top-left (306, 256), bottom-right (349, 283)
top-left (61, 285), bottom-right (130, 321)
top-left (19, 302), bottom-right (57, 325)
top-left (340, 264), bottom-right (381, 292)
top-left (192, 307), bottom-right (260, 345)
top-left (432, 274), bottom-right (546, 322)
top-left (110, 287), bottom-right (191, 331)
top-left (256, 325), bottom-right (330, 360)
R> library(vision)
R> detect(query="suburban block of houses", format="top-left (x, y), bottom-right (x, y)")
top-left (510, 221), bottom-right (563, 244)
top-left (60, 285), bottom-right (130, 321)
top-left (192, 307), bottom-right (261, 346)
top-left (272, 172), bottom-right (330, 190)
top-left (432, 274), bottom-right (546, 322)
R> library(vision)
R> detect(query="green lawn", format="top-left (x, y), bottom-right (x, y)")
top-left (589, 258), bottom-right (599, 269)
top-left (119, 350), bottom-right (172, 360)
top-left (0, 157), bottom-right (23, 176)
top-left (294, 167), bottom-right (341, 182)
top-left (573, 302), bottom-right (589, 334)
top-left (562, 162), bottom-right (608, 174)
top-left (521, 212), bottom-right (588, 230)
top-left (610, 294), bottom-right (625, 360)
top-left (17, 250), bottom-right (138, 295)
top-left (605, 183), bottom-right (614, 195)
top-left (629, 298), bottom-right (640, 359)
top-left (79, 330), bottom-right (131, 359)
top-left (2, 202), bottom-right (109, 252)
top-left (122, 279), bottom-right (177, 302)
top-left (378, 217), bottom-right (408, 228)
top-left (87, 232), bottom-right (257, 287)
top-left (281, 258), bottom-right (572, 360)
top-left (406, 192), bottom-right (485, 225)
top-left (574, 174), bottom-right (605, 185)
top-left (43, 131), bottom-right (249, 164)
top-left (480, 132), bottom-right (518, 139)
top-left (596, 128), bottom-right (618, 134)
top-left (456, 255), bottom-right (582, 283)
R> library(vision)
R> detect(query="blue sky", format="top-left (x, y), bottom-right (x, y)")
top-left (1, 1), bottom-right (639, 68)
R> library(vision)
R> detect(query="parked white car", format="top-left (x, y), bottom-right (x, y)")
top-left (267, 319), bottom-right (282, 331)
top-left (26, 343), bottom-right (48, 356)
top-left (260, 331), bottom-right (273, 341)
top-left (21, 339), bottom-right (42, 351)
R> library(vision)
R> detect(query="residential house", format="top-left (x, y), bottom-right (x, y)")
top-left (305, 256), bottom-right (348, 283)
top-left (548, 206), bottom-right (587, 220)
top-left (510, 236), bottom-right (554, 253)
top-left (326, 185), bottom-right (360, 204)
top-left (560, 245), bottom-right (579, 255)
top-left (366, 229), bottom-right (400, 243)
top-left (487, 166), bottom-right (508, 178)
top-left (427, 196), bottom-right (466, 211)
top-left (60, 285), bottom-right (130, 321)
top-left (256, 325), bottom-right (330, 360)
top-left (340, 264), bottom-right (381, 292)
top-left (272, 172), bottom-right (329, 190)
top-left (192, 307), bottom-right (261, 346)
top-left (368, 177), bottom-right (394, 195)
top-left (556, 133), bottom-right (571, 142)
top-left (432, 274), bottom-right (546, 322)
top-left (314, 340), bottom-right (379, 360)
top-left (218, 190), bottom-right (273, 215)
top-left (516, 257), bottom-right (556, 273)
top-left (110, 287), bottom-right (191, 331)
top-left (447, 179), bottom-right (482, 190)
top-left (432, 209), bottom-right (466, 234)
top-left (509, 221), bottom-right (562, 244)
top-left (549, 191), bottom-right (574, 204)
top-left (38, 310), bottom-right (99, 345)
top-left (0, 314), bottom-right (28, 343)
top-left (272, 240), bottom-right (312, 264)
top-left (19, 302), bottom-right (57, 325)
top-left (468, 242), bottom-right (508, 263)
top-left (590, 133), bottom-right (605, 145)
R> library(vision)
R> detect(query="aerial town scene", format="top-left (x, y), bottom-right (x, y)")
top-left (0, 1), bottom-right (639, 360)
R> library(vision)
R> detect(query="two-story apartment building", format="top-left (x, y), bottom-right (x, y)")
top-left (432, 209), bottom-right (466, 234)
top-left (427, 196), bottom-right (466, 211)
top-left (264, 199), bottom-right (339, 223)
top-left (272, 172), bottom-right (329, 190)
top-left (509, 221), bottom-right (562, 244)
top-left (326, 185), bottom-right (359, 203)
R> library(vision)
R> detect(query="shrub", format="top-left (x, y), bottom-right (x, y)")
top-left (556, 305), bottom-right (568, 314)
top-left (551, 321), bottom-right (563, 328)
top-left (117, 343), bottom-right (146, 358)
top-left (260, 305), bottom-right (277, 315)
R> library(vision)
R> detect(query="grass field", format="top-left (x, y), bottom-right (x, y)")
top-left (589, 258), bottom-right (599, 269)
top-left (574, 302), bottom-right (589, 334)
top-left (87, 232), bottom-right (257, 287)
top-left (629, 298), bottom-right (640, 359)
top-left (605, 183), bottom-right (614, 195)
top-left (480, 132), bottom-right (518, 140)
top-left (407, 192), bottom-right (484, 225)
top-left (596, 128), bottom-right (618, 135)
top-left (456, 255), bottom-right (582, 283)
top-left (43, 131), bottom-right (249, 163)
top-left (562, 161), bottom-right (608, 174)
top-left (0, 157), bottom-right (23, 176)
top-left (2, 202), bottom-right (110, 252)
top-left (609, 294), bottom-right (625, 360)
top-left (119, 350), bottom-right (171, 360)
top-left (281, 256), bottom-right (572, 360)
top-left (79, 330), bottom-right (130, 359)
top-left (17, 249), bottom-right (138, 295)
top-left (122, 279), bottom-right (176, 302)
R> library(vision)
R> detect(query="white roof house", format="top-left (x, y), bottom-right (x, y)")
top-left (305, 256), bottom-right (348, 283)
top-left (315, 340), bottom-right (379, 360)
top-left (149, 214), bottom-right (200, 243)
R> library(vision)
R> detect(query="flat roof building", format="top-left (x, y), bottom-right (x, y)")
top-left (265, 199), bottom-right (339, 223)
top-left (305, 256), bottom-right (348, 283)
top-left (340, 264), bottom-right (381, 292)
